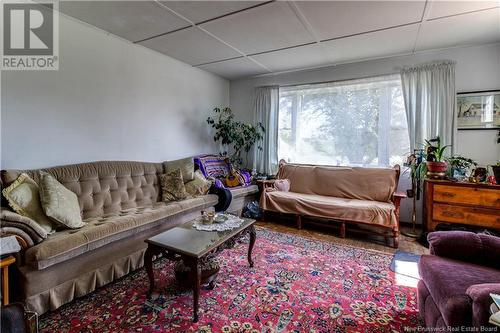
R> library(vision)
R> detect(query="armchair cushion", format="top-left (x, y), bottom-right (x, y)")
top-left (419, 255), bottom-right (500, 327)
top-left (428, 231), bottom-right (500, 269)
top-left (466, 283), bottom-right (500, 327)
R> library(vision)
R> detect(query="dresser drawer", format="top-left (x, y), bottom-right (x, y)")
top-left (433, 185), bottom-right (500, 208)
top-left (433, 203), bottom-right (500, 228)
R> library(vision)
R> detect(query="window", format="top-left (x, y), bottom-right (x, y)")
top-left (278, 74), bottom-right (409, 167)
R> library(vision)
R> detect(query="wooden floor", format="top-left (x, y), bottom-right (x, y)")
top-left (257, 219), bottom-right (429, 255)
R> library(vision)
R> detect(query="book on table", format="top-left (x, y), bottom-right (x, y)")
top-left (490, 294), bottom-right (500, 327)
top-left (490, 311), bottom-right (500, 327)
top-left (492, 293), bottom-right (500, 309)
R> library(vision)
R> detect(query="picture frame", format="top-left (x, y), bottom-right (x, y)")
top-left (456, 90), bottom-right (500, 130)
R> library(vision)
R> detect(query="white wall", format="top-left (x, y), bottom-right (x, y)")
top-left (1, 13), bottom-right (229, 170)
top-left (230, 43), bottom-right (500, 223)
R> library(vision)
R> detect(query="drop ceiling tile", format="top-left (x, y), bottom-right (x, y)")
top-left (416, 8), bottom-right (500, 51)
top-left (59, 1), bottom-right (190, 42)
top-left (295, 1), bottom-right (425, 41)
top-left (427, 1), bottom-right (499, 20)
top-left (322, 24), bottom-right (419, 64)
top-left (139, 27), bottom-right (241, 65)
top-left (160, 1), bottom-right (266, 24)
top-left (197, 57), bottom-right (269, 80)
top-left (251, 44), bottom-right (332, 72)
top-left (201, 2), bottom-right (315, 54)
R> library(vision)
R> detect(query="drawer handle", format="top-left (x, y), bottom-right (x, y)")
top-left (441, 192), bottom-right (456, 198)
top-left (441, 210), bottom-right (463, 218)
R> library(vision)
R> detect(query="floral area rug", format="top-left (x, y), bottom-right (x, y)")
top-left (40, 228), bottom-right (420, 332)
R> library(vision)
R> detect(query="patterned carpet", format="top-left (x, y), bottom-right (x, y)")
top-left (40, 228), bottom-right (420, 332)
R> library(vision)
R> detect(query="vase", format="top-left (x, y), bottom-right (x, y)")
top-left (426, 161), bottom-right (447, 179)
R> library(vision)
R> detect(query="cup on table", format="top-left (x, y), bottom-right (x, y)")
top-left (201, 211), bottom-right (215, 224)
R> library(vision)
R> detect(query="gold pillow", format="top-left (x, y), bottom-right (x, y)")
top-left (39, 171), bottom-right (84, 229)
top-left (185, 170), bottom-right (212, 197)
top-left (2, 173), bottom-right (55, 233)
top-left (160, 169), bottom-right (189, 202)
top-left (164, 157), bottom-right (194, 182)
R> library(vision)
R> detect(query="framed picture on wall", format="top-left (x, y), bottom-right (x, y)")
top-left (456, 90), bottom-right (500, 130)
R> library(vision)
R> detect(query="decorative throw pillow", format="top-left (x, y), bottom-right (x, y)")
top-left (1, 173), bottom-right (56, 233)
top-left (164, 157), bottom-right (194, 182)
top-left (274, 179), bottom-right (291, 192)
top-left (39, 171), bottom-right (84, 229)
top-left (185, 170), bottom-right (212, 197)
top-left (160, 169), bottom-right (190, 201)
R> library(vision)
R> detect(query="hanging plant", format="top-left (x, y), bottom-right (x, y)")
top-left (207, 107), bottom-right (265, 169)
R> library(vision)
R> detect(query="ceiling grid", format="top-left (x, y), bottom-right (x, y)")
top-left (55, 0), bottom-right (500, 79)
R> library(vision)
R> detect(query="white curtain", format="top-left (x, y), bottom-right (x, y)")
top-left (400, 61), bottom-right (456, 153)
top-left (253, 86), bottom-right (279, 175)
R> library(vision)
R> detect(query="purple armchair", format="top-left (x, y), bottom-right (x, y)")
top-left (418, 231), bottom-right (500, 330)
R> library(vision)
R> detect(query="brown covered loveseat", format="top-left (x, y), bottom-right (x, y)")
top-left (260, 162), bottom-right (405, 247)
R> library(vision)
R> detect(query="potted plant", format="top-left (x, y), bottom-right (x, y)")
top-left (424, 137), bottom-right (451, 178)
top-left (207, 107), bottom-right (265, 169)
top-left (446, 155), bottom-right (477, 181)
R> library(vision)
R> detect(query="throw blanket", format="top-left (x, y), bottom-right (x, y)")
top-left (0, 209), bottom-right (47, 245)
top-left (194, 154), bottom-right (252, 189)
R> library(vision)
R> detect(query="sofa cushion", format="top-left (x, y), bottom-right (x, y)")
top-left (418, 254), bottom-right (500, 326)
top-left (25, 194), bottom-right (218, 269)
top-left (261, 191), bottom-right (397, 228)
top-left (185, 170), bottom-right (212, 197)
top-left (163, 157), bottom-right (194, 182)
top-left (160, 169), bottom-right (189, 201)
top-left (39, 172), bottom-right (84, 229)
top-left (1, 173), bottom-right (55, 233)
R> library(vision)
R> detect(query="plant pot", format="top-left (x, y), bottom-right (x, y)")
top-left (426, 161), bottom-right (447, 179)
top-left (492, 165), bottom-right (500, 185)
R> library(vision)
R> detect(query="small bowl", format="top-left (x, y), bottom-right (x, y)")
top-left (214, 214), bottom-right (228, 223)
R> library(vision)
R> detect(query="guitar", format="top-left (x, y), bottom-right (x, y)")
top-left (224, 158), bottom-right (244, 188)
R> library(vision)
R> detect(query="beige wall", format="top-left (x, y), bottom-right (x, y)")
top-left (1, 12), bottom-right (229, 170)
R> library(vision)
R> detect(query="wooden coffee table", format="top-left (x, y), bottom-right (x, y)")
top-left (144, 217), bottom-right (256, 322)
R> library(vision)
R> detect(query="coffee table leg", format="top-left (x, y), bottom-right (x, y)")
top-left (188, 258), bottom-right (201, 322)
top-left (248, 225), bottom-right (256, 267)
top-left (144, 246), bottom-right (155, 297)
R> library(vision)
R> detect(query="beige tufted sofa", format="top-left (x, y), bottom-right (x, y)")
top-left (0, 161), bottom-right (219, 315)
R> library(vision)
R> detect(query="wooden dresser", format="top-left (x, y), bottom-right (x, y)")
top-left (424, 180), bottom-right (500, 232)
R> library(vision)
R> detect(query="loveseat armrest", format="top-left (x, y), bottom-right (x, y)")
top-left (257, 179), bottom-right (276, 191)
top-left (391, 192), bottom-right (406, 205)
top-left (466, 283), bottom-right (500, 328)
top-left (428, 231), bottom-right (500, 269)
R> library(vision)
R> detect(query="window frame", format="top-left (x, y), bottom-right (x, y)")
top-left (277, 74), bottom-right (409, 167)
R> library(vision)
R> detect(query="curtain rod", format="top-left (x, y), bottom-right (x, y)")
top-left (278, 71), bottom-right (400, 88)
